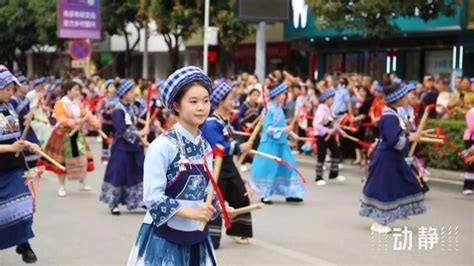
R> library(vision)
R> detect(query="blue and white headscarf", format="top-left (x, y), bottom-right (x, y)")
top-left (0, 67), bottom-right (20, 89)
top-left (117, 79), bottom-right (134, 97)
top-left (210, 82), bottom-right (232, 108)
top-left (384, 83), bottom-right (415, 103)
top-left (160, 66), bottom-right (212, 111)
top-left (319, 88), bottom-right (336, 102)
top-left (105, 79), bottom-right (115, 90)
top-left (32, 77), bottom-right (45, 88)
top-left (269, 82), bottom-right (288, 99)
top-left (155, 79), bottom-right (164, 88)
top-left (16, 75), bottom-right (28, 84)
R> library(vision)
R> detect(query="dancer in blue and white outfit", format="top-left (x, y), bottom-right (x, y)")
top-left (100, 80), bottom-right (147, 215)
top-left (9, 75), bottom-right (41, 168)
top-left (128, 66), bottom-right (232, 265)
top-left (0, 67), bottom-right (41, 263)
top-left (359, 82), bottom-right (426, 233)
top-left (251, 82), bottom-right (305, 204)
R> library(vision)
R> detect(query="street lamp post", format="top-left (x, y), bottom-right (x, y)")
top-left (203, 0), bottom-right (210, 74)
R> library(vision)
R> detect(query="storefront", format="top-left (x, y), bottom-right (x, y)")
top-left (283, 1), bottom-right (473, 81)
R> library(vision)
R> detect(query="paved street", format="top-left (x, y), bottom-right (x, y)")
top-left (1, 138), bottom-right (473, 265)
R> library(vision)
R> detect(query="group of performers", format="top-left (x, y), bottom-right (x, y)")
top-left (2, 62), bottom-right (473, 265)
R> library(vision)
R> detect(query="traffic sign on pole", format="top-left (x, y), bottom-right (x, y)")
top-left (69, 39), bottom-right (92, 60)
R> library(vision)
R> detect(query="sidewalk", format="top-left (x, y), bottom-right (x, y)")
top-left (293, 154), bottom-right (464, 185)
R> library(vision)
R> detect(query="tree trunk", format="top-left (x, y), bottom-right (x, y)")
top-left (369, 36), bottom-right (381, 79)
top-left (170, 44), bottom-right (180, 73)
top-left (123, 28), bottom-right (131, 77)
top-left (18, 50), bottom-right (27, 74)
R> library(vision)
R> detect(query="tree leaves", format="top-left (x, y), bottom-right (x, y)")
top-left (307, 0), bottom-right (458, 38)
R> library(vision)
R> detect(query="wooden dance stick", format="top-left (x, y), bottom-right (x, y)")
top-left (342, 125), bottom-right (357, 132)
top-left (419, 137), bottom-right (444, 144)
top-left (199, 144), bottom-right (224, 231)
top-left (69, 126), bottom-right (80, 136)
top-left (422, 128), bottom-right (437, 134)
top-left (290, 131), bottom-right (312, 142)
top-left (97, 129), bottom-right (109, 140)
top-left (249, 149), bottom-right (282, 163)
top-left (422, 133), bottom-right (440, 139)
top-left (232, 130), bottom-right (251, 137)
top-left (408, 104), bottom-right (435, 188)
top-left (15, 113), bottom-right (34, 157)
top-left (409, 105), bottom-right (433, 157)
top-left (238, 114), bottom-right (264, 165)
top-left (228, 203), bottom-right (264, 216)
top-left (37, 149), bottom-right (66, 172)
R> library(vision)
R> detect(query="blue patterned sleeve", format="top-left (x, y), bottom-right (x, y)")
top-left (381, 115), bottom-right (408, 152)
top-left (265, 108), bottom-right (283, 139)
top-left (201, 119), bottom-right (241, 156)
top-left (143, 137), bottom-right (182, 227)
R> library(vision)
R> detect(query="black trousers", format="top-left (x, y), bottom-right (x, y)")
top-left (465, 141), bottom-right (474, 191)
top-left (316, 135), bottom-right (340, 180)
top-left (209, 158), bottom-right (253, 249)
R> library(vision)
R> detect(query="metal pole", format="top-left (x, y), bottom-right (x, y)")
top-left (203, 0), bottom-right (210, 74)
top-left (143, 22), bottom-right (149, 80)
top-left (256, 21), bottom-right (266, 84)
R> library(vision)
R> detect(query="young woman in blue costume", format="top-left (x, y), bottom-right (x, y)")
top-left (9, 75), bottom-right (41, 168)
top-left (201, 82), bottom-right (254, 248)
top-left (128, 66), bottom-right (233, 265)
top-left (0, 67), bottom-right (42, 263)
top-left (251, 82), bottom-right (305, 204)
top-left (98, 79), bottom-right (119, 164)
top-left (100, 80), bottom-right (148, 215)
top-left (358, 83), bottom-right (426, 233)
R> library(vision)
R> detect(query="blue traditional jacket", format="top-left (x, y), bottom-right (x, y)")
top-left (142, 123), bottom-right (219, 245)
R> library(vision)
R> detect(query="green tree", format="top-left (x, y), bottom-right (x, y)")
top-left (102, 0), bottom-right (143, 77)
top-left (141, 0), bottom-right (204, 73)
top-left (29, 0), bottom-right (65, 75)
top-left (307, 0), bottom-right (457, 76)
top-left (0, 0), bottom-right (37, 73)
top-left (211, 0), bottom-right (255, 76)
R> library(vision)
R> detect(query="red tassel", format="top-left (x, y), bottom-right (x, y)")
top-left (199, 147), bottom-right (231, 229)
top-left (146, 82), bottom-right (153, 113)
top-left (203, 162), bottom-right (232, 229)
top-left (280, 160), bottom-right (307, 184)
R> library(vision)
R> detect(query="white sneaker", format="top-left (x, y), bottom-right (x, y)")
top-left (231, 236), bottom-right (250, 245)
top-left (58, 187), bottom-right (67, 197)
top-left (315, 179), bottom-right (327, 186)
top-left (332, 175), bottom-right (346, 182)
top-left (240, 165), bottom-right (249, 172)
top-left (80, 184), bottom-right (93, 191)
top-left (463, 189), bottom-right (473, 195)
top-left (370, 222), bottom-right (391, 233)
top-left (96, 136), bottom-right (102, 142)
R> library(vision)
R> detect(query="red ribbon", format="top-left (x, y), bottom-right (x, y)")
top-left (280, 159), bottom-right (307, 184)
top-left (341, 114), bottom-right (357, 132)
top-left (146, 82), bottom-right (153, 113)
top-left (202, 147), bottom-right (231, 229)
top-left (356, 139), bottom-right (373, 149)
